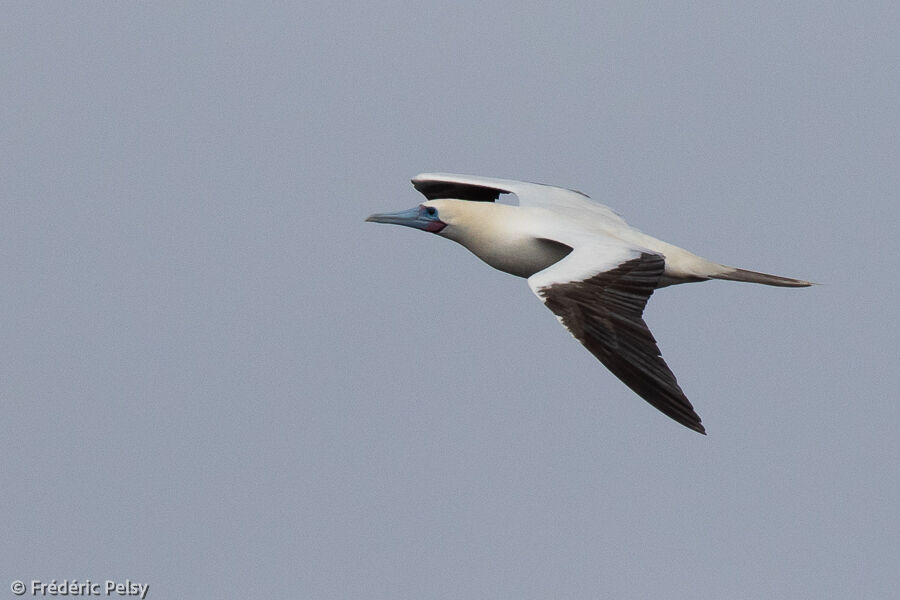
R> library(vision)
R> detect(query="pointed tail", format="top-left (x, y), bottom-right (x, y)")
top-left (709, 266), bottom-right (813, 287)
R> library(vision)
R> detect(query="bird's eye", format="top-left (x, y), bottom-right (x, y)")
top-left (425, 206), bottom-right (437, 217)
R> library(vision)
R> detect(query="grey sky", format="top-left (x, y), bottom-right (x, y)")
top-left (1, 2), bottom-right (898, 598)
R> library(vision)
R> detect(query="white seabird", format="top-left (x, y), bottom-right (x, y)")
top-left (367, 173), bottom-right (812, 434)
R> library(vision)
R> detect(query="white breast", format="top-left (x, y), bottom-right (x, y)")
top-left (437, 203), bottom-right (575, 278)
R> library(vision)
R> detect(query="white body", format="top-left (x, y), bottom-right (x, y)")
top-left (433, 199), bottom-right (722, 286)
top-left (368, 173), bottom-right (811, 434)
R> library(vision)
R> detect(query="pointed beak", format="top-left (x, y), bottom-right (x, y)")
top-left (365, 205), bottom-right (446, 233)
top-left (365, 206), bottom-right (423, 226)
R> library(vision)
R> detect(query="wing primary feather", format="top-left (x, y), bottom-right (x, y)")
top-left (534, 253), bottom-right (706, 434)
top-left (411, 179), bottom-right (501, 202)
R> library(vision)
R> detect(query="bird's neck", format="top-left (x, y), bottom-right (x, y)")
top-left (439, 203), bottom-right (571, 278)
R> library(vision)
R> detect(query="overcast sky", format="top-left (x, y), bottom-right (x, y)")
top-left (2, 2), bottom-right (898, 599)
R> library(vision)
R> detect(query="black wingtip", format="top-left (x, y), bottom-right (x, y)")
top-left (690, 422), bottom-right (707, 435)
top-left (670, 411), bottom-right (705, 435)
top-left (411, 179), bottom-right (502, 202)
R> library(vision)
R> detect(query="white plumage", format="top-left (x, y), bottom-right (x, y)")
top-left (367, 173), bottom-right (812, 434)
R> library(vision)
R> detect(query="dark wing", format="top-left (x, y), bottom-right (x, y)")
top-left (532, 252), bottom-right (705, 434)
top-left (411, 173), bottom-right (629, 224)
top-left (412, 177), bottom-right (502, 202)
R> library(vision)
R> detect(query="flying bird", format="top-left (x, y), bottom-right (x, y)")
top-left (367, 173), bottom-right (811, 434)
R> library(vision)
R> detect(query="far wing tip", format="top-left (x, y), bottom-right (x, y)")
top-left (411, 173), bottom-right (505, 202)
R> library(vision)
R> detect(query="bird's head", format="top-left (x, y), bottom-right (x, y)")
top-left (365, 200), bottom-right (456, 234)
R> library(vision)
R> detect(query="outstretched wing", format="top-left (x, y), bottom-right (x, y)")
top-left (412, 172), bottom-right (628, 227)
top-left (528, 247), bottom-right (705, 434)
